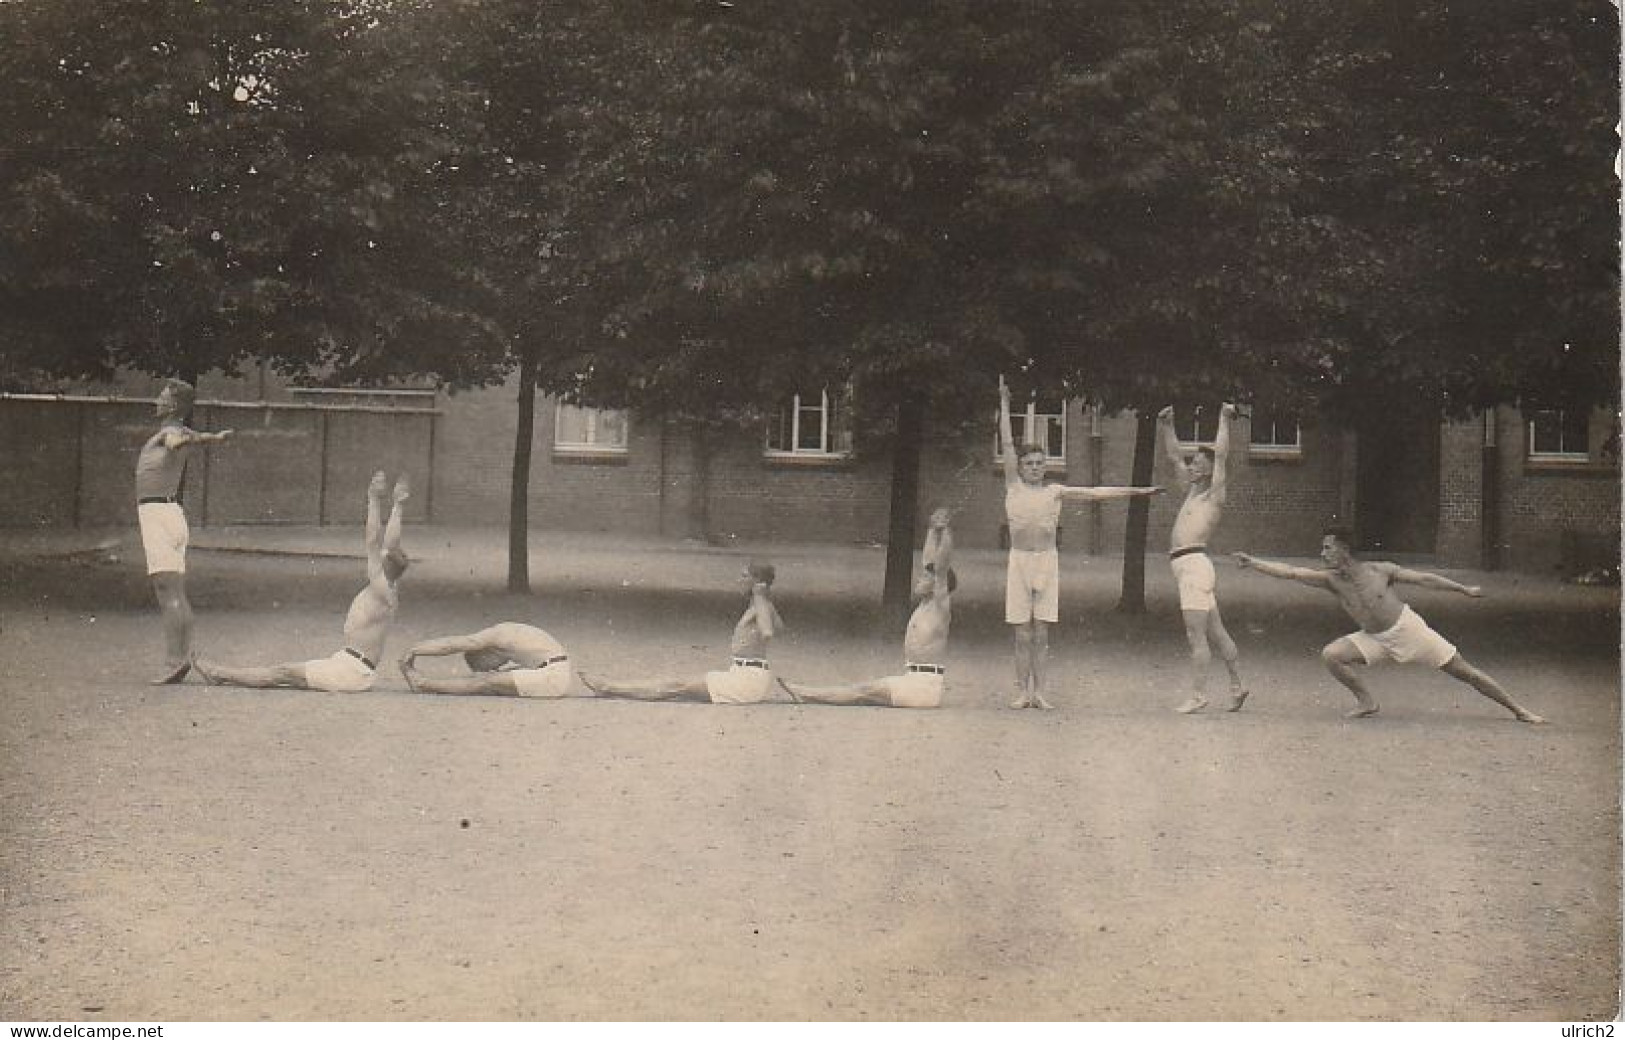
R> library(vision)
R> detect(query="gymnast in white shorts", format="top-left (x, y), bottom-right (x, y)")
top-left (400, 622), bottom-right (574, 698)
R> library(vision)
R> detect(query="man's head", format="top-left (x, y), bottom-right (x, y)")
top-left (1188, 445), bottom-right (1215, 482)
top-left (1018, 445), bottom-right (1048, 484)
top-left (156, 379), bottom-right (195, 421)
top-left (1320, 525), bottom-right (1356, 567)
top-left (464, 647), bottom-right (508, 673)
top-left (744, 559), bottom-right (775, 590)
top-left (914, 563), bottom-right (958, 602)
top-left (383, 547), bottom-right (410, 583)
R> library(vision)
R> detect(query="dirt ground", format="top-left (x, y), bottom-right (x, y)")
top-left (0, 528), bottom-right (1618, 1021)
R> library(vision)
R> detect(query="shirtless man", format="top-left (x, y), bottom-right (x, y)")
top-left (1000, 378), bottom-right (1162, 709)
top-left (194, 472), bottom-right (410, 693)
top-left (1234, 527), bottom-right (1544, 723)
top-left (399, 623), bottom-right (573, 699)
top-left (136, 379), bottom-right (232, 684)
top-left (578, 560), bottom-right (786, 704)
top-left (779, 507), bottom-right (955, 708)
top-left (1158, 403), bottom-right (1248, 714)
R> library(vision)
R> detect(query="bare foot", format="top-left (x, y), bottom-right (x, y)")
top-left (150, 659), bottom-right (192, 686)
top-left (775, 677), bottom-right (802, 703)
top-left (1514, 710), bottom-right (1546, 725)
top-left (1176, 696), bottom-right (1208, 714)
top-left (578, 672), bottom-right (604, 695)
top-left (1008, 694), bottom-right (1033, 709)
top-left (191, 659), bottom-right (218, 685)
top-left (1031, 694), bottom-right (1055, 711)
top-left (399, 663), bottom-right (421, 692)
top-left (1344, 703), bottom-right (1380, 719)
top-left (1225, 690), bottom-right (1250, 713)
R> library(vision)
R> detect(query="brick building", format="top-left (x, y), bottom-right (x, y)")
top-left (2, 368), bottom-right (1617, 573)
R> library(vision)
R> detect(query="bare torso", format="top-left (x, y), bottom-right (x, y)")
top-left (1006, 482), bottom-right (1061, 553)
top-left (479, 623), bottom-right (565, 667)
top-left (342, 579), bottom-right (399, 664)
top-left (134, 424), bottom-right (192, 499)
top-left (729, 601), bottom-right (774, 658)
top-left (1170, 484), bottom-right (1222, 551)
top-left (902, 597), bottom-right (951, 664)
top-left (1325, 562), bottom-right (1406, 633)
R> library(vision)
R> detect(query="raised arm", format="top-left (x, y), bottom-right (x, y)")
top-left (1157, 406), bottom-right (1191, 486)
top-left (1232, 552), bottom-right (1333, 589)
top-left (1209, 402), bottom-right (1237, 502)
top-left (998, 377), bottom-right (1018, 485)
top-left (1391, 567), bottom-right (1484, 597)
top-left (923, 508), bottom-right (954, 600)
top-left (383, 476), bottom-right (409, 560)
top-left (364, 471), bottom-right (388, 579)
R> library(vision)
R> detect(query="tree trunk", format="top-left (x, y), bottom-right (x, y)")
top-left (1116, 408), bottom-right (1158, 614)
top-left (882, 389), bottom-right (925, 621)
top-left (689, 422), bottom-right (713, 542)
top-left (507, 351), bottom-right (538, 593)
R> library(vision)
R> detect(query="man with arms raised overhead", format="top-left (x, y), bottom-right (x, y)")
top-left (1158, 403), bottom-right (1248, 714)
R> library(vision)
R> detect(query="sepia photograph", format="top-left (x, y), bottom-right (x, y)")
top-left (0, 0), bottom-right (1619, 1025)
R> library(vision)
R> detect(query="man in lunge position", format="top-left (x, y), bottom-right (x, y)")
top-left (399, 623), bottom-right (573, 699)
top-left (195, 472), bottom-right (410, 693)
top-left (779, 507), bottom-right (955, 708)
top-left (1158, 402), bottom-right (1248, 714)
top-left (999, 378), bottom-right (1162, 709)
top-left (579, 560), bottom-right (785, 704)
top-left (1234, 527), bottom-right (1544, 723)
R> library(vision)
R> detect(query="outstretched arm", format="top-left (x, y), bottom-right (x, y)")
top-left (1057, 484), bottom-right (1164, 502)
top-left (998, 377), bottom-right (1018, 485)
top-left (1157, 406), bottom-right (1190, 486)
top-left (159, 426), bottom-right (233, 451)
top-left (1210, 403), bottom-right (1237, 502)
top-left (1233, 552), bottom-right (1333, 589)
top-left (1391, 567), bottom-right (1484, 597)
top-left (364, 471), bottom-right (387, 579)
top-left (401, 629), bottom-right (496, 664)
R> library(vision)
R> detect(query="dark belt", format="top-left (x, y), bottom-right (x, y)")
top-left (343, 647), bottom-right (377, 670)
top-left (906, 663), bottom-right (946, 675)
top-left (1169, 546), bottom-right (1207, 560)
top-left (732, 657), bottom-right (769, 669)
top-left (138, 496), bottom-right (178, 505)
top-left (537, 655), bottom-right (570, 669)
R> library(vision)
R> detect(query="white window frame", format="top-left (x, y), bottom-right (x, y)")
top-left (765, 389), bottom-right (850, 459)
top-left (553, 402), bottom-right (629, 456)
top-left (1247, 409), bottom-right (1303, 458)
top-left (996, 398), bottom-right (1068, 470)
top-left (1175, 408), bottom-right (1218, 451)
top-left (1526, 408), bottom-right (1591, 462)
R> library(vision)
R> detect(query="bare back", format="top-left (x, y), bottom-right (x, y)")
top-left (902, 596), bottom-right (951, 664)
top-left (478, 623), bottom-right (565, 667)
top-left (342, 577), bottom-right (399, 664)
top-left (729, 598), bottom-right (777, 658)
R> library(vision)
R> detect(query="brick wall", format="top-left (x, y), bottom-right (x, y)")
top-left (1492, 406), bottom-right (1621, 572)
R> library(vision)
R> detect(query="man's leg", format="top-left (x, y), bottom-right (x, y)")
top-left (1009, 623), bottom-right (1035, 708)
top-left (1176, 609), bottom-right (1211, 713)
top-left (1029, 620), bottom-right (1054, 710)
top-left (778, 677), bottom-right (892, 707)
top-left (577, 674), bottom-right (711, 701)
top-left (193, 659), bottom-right (308, 689)
top-left (149, 571), bottom-right (193, 684)
top-left (1321, 638), bottom-right (1379, 718)
top-left (1440, 655), bottom-right (1545, 724)
top-left (402, 668), bottom-right (522, 698)
top-left (1207, 600), bottom-right (1248, 711)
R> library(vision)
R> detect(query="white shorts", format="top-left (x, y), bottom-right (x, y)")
top-left (1170, 551), bottom-right (1217, 613)
top-left (508, 661), bottom-right (573, 699)
top-left (879, 670), bottom-right (945, 709)
top-left (1346, 606), bottom-right (1459, 670)
top-left (1006, 549), bottom-right (1059, 624)
top-left (705, 662), bottom-right (774, 705)
top-left (302, 649), bottom-right (377, 693)
top-left (137, 502), bottom-right (189, 575)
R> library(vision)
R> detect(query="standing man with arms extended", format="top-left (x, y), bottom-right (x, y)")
top-left (136, 379), bottom-right (232, 684)
top-left (1157, 402), bottom-right (1248, 714)
top-left (999, 378), bottom-right (1162, 709)
top-left (1234, 527), bottom-right (1544, 723)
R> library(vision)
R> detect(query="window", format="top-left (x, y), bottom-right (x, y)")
top-left (766, 389), bottom-right (851, 458)
top-left (999, 398), bottom-right (1068, 466)
top-left (1248, 407), bottom-right (1303, 457)
top-left (1526, 409), bottom-right (1590, 461)
top-left (1174, 407), bottom-right (1217, 448)
top-left (554, 403), bottom-right (628, 454)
